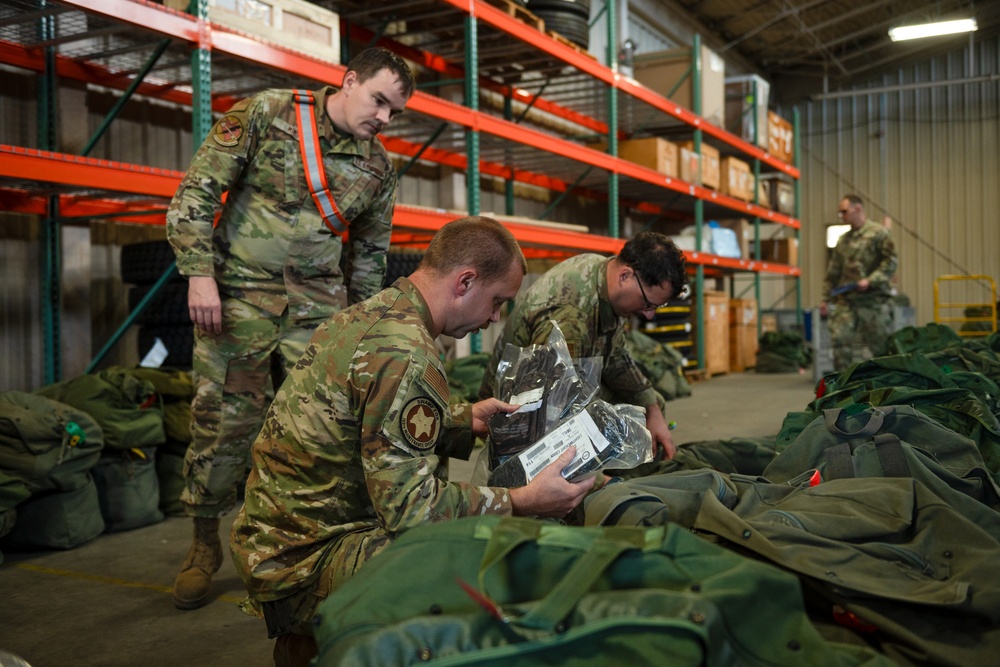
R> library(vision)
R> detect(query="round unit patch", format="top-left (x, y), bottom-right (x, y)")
top-left (213, 115), bottom-right (244, 147)
top-left (400, 398), bottom-right (442, 450)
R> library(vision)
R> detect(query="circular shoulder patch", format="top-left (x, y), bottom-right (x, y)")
top-left (400, 397), bottom-right (442, 451)
top-left (213, 115), bottom-right (244, 147)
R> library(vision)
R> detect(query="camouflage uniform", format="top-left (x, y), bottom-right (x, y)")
top-left (167, 86), bottom-right (397, 518)
top-left (822, 220), bottom-right (897, 371)
top-left (479, 254), bottom-right (660, 409)
top-left (230, 277), bottom-right (514, 631)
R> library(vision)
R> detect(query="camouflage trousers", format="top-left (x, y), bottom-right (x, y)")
top-left (182, 298), bottom-right (324, 518)
top-left (828, 297), bottom-right (893, 372)
top-left (246, 528), bottom-right (392, 635)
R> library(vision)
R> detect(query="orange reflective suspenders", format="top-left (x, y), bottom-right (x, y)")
top-left (293, 89), bottom-right (350, 236)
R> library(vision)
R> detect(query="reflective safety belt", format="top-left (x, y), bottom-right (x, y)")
top-left (293, 89), bottom-right (350, 236)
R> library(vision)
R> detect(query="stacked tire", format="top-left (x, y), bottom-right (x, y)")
top-left (384, 250), bottom-right (424, 289)
top-left (525, 0), bottom-right (591, 50)
top-left (120, 240), bottom-right (193, 370)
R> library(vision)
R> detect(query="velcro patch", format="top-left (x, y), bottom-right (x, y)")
top-left (213, 115), bottom-right (244, 147)
top-left (400, 398), bottom-right (442, 451)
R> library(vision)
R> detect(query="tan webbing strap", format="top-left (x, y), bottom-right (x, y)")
top-left (293, 89), bottom-right (349, 236)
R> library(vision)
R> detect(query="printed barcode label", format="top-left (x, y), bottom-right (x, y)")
top-left (516, 410), bottom-right (603, 482)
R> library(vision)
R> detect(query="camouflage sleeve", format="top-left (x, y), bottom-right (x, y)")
top-left (343, 169), bottom-right (396, 304)
top-left (864, 230), bottom-right (897, 291)
top-left (522, 305), bottom-right (585, 355)
top-left (822, 243), bottom-right (844, 298)
top-left (166, 95), bottom-right (267, 276)
top-left (362, 352), bottom-right (512, 537)
top-left (602, 325), bottom-right (659, 408)
top-left (438, 403), bottom-right (475, 460)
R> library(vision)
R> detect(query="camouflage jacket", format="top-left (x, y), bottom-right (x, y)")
top-left (482, 254), bottom-right (658, 408)
top-left (231, 277), bottom-right (514, 601)
top-left (166, 86), bottom-right (396, 320)
top-left (822, 220), bottom-right (897, 302)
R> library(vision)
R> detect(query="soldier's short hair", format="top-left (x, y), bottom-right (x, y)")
top-left (347, 47), bottom-right (415, 99)
top-left (842, 194), bottom-right (864, 208)
top-left (421, 216), bottom-right (526, 282)
top-left (619, 231), bottom-right (687, 299)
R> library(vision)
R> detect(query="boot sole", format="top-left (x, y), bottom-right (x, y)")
top-left (173, 593), bottom-right (211, 610)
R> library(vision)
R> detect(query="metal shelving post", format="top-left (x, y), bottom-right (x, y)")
top-left (691, 33), bottom-right (706, 371)
top-left (38, 0), bottom-right (61, 384)
top-left (465, 15), bottom-right (481, 353)
top-left (605, 0), bottom-right (619, 238)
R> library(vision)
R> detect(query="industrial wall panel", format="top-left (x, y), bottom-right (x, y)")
top-left (799, 35), bottom-right (1000, 331)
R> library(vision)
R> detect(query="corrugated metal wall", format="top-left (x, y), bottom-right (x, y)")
top-left (799, 35), bottom-right (1000, 330)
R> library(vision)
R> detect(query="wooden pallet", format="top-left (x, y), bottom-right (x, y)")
top-left (684, 368), bottom-right (710, 383)
top-left (483, 0), bottom-right (545, 31)
top-left (546, 30), bottom-right (597, 60)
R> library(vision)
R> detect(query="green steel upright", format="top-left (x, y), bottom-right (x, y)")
top-left (606, 0), bottom-right (619, 238)
top-left (191, 0), bottom-right (214, 146)
top-left (39, 1), bottom-right (60, 384)
top-left (465, 16), bottom-right (481, 353)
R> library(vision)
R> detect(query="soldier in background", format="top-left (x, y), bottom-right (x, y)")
top-left (478, 231), bottom-right (687, 459)
top-left (821, 194), bottom-right (898, 371)
top-left (230, 217), bottom-right (596, 667)
top-left (166, 47), bottom-right (415, 611)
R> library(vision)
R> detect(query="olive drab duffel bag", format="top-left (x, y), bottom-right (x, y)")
top-left (91, 447), bottom-right (164, 532)
top-left (0, 390), bottom-right (104, 494)
top-left (312, 515), bottom-right (892, 667)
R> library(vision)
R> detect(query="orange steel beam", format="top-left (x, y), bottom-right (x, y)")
top-left (345, 23), bottom-right (608, 136)
top-left (440, 0), bottom-right (800, 179)
top-left (0, 40), bottom-right (241, 112)
top-left (0, 188), bottom-right (168, 224)
top-left (54, 0), bottom-right (799, 227)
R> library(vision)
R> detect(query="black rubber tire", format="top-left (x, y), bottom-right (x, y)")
top-left (532, 10), bottom-right (590, 49)
top-left (138, 325), bottom-right (194, 370)
top-left (128, 284), bottom-right (191, 326)
top-left (384, 251), bottom-right (424, 289)
top-left (526, 0), bottom-right (590, 18)
top-left (120, 240), bottom-right (182, 285)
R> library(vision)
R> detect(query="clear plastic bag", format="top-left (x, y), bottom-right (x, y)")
top-left (488, 399), bottom-right (653, 487)
top-left (485, 322), bottom-right (599, 471)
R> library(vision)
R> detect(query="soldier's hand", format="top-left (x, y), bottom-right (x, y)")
top-left (188, 275), bottom-right (223, 334)
top-left (471, 398), bottom-right (519, 437)
top-left (857, 278), bottom-right (871, 292)
top-left (510, 447), bottom-right (595, 518)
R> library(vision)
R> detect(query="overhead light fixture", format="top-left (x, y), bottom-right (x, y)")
top-left (889, 18), bottom-right (978, 42)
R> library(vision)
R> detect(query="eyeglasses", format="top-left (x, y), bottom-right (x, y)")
top-left (634, 274), bottom-right (666, 310)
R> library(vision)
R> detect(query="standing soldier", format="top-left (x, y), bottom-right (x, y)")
top-left (821, 194), bottom-right (898, 371)
top-left (166, 47), bottom-right (415, 610)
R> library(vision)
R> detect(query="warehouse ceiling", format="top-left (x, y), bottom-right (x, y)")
top-left (673, 0), bottom-right (1000, 101)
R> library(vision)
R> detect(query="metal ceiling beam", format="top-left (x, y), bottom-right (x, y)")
top-left (720, 0), bottom-right (830, 52)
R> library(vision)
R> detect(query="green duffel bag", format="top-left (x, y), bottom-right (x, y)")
top-left (36, 367), bottom-right (165, 452)
top-left (313, 515), bottom-right (892, 667)
top-left (154, 449), bottom-right (186, 516)
top-left (0, 391), bottom-right (104, 494)
top-left (0, 477), bottom-right (105, 550)
top-left (92, 447), bottom-right (165, 532)
top-left (880, 322), bottom-right (963, 355)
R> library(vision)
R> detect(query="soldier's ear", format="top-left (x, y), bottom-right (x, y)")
top-left (456, 269), bottom-right (477, 296)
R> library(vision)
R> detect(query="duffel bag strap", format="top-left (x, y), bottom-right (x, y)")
top-left (823, 406), bottom-right (892, 437)
top-left (873, 433), bottom-right (909, 478)
top-left (823, 442), bottom-right (855, 480)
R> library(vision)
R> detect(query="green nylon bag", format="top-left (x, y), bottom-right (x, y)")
top-left (0, 391), bottom-right (104, 494)
top-left (0, 477), bottom-right (105, 551)
top-left (313, 515), bottom-right (891, 667)
top-left (92, 447), bottom-right (165, 532)
top-left (36, 367), bottom-right (166, 452)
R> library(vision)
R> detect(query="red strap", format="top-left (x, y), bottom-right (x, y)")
top-left (293, 90), bottom-right (350, 236)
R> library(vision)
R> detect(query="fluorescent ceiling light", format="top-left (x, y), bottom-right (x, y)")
top-left (889, 18), bottom-right (978, 42)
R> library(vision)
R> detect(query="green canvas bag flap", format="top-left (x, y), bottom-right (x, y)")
top-left (881, 323), bottom-right (963, 356)
top-left (0, 477), bottom-right (105, 551)
top-left (0, 391), bottom-right (104, 494)
top-left (763, 405), bottom-right (1000, 507)
top-left (36, 367), bottom-right (166, 451)
top-left (129, 367), bottom-right (194, 447)
top-left (313, 515), bottom-right (892, 667)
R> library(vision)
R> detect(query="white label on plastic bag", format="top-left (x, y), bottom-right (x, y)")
top-left (518, 410), bottom-right (610, 482)
top-left (509, 387), bottom-right (544, 412)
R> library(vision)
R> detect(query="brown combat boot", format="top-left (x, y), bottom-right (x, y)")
top-left (172, 517), bottom-right (223, 610)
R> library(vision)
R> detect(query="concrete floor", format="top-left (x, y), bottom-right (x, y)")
top-left (0, 369), bottom-right (816, 667)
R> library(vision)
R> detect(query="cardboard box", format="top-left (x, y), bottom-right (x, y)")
top-left (679, 141), bottom-right (720, 190)
top-left (760, 177), bottom-right (795, 215)
top-left (768, 111), bottom-right (794, 164)
top-left (759, 237), bottom-right (798, 266)
top-left (592, 137), bottom-right (678, 177)
top-left (632, 45), bottom-right (726, 128)
top-left (729, 298), bottom-right (758, 372)
top-left (720, 156), bottom-right (753, 201)
top-left (724, 75), bottom-right (770, 149)
top-left (204, 0), bottom-right (341, 64)
top-left (693, 291), bottom-right (730, 375)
